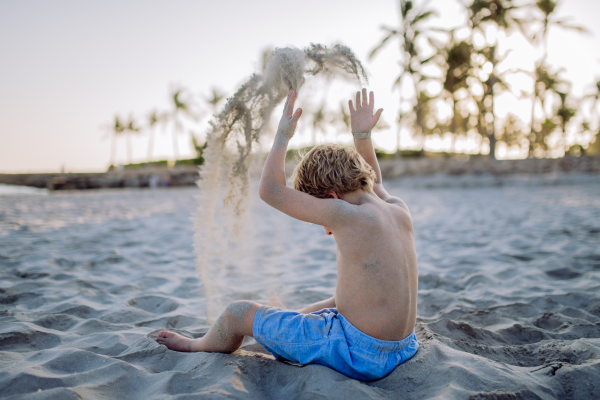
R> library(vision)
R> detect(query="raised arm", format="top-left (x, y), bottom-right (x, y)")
top-left (259, 91), bottom-right (357, 226)
top-left (349, 89), bottom-right (407, 209)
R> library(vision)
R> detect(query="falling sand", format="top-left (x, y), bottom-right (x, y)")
top-left (193, 44), bottom-right (367, 322)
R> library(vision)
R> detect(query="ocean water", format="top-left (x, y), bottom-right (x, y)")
top-left (1, 180), bottom-right (599, 398)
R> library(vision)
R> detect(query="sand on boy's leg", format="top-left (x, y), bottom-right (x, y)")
top-left (156, 300), bottom-right (261, 353)
top-left (269, 293), bottom-right (286, 309)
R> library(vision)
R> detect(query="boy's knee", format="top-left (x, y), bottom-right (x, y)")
top-left (225, 300), bottom-right (254, 320)
top-left (224, 300), bottom-right (259, 335)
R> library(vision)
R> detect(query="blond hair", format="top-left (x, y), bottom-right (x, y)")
top-left (291, 144), bottom-right (376, 198)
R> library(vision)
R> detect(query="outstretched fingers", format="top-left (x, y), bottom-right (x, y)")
top-left (292, 107), bottom-right (303, 121)
top-left (353, 89), bottom-right (375, 110)
top-left (349, 99), bottom-right (355, 113)
top-left (284, 90), bottom-right (297, 117)
top-left (283, 92), bottom-right (290, 115)
top-left (373, 108), bottom-right (383, 124)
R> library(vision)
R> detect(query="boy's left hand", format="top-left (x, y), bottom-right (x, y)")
top-left (349, 88), bottom-right (383, 136)
top-left (276, 90), bottom-right (303, 142)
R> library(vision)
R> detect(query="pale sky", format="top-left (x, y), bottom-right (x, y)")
top-left (1, 0), bottom-right (598, 172)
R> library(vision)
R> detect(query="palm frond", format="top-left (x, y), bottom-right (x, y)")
top-left (410, 10), bottom-right (437, 26)
top-left (554, 19), bottom-right (589, 33)
top-left (369, 32), bottom-right (396, 60)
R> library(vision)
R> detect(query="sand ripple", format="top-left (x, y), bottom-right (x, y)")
top-left (1, 180), bottom-right (599, 399)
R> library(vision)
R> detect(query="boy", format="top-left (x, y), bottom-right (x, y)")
top-left (157, 89), bottom-right (418, 381)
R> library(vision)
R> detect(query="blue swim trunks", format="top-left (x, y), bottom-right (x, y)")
top-left (252, 306), bottom-right (418, 381)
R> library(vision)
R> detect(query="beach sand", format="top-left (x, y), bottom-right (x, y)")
top-left (1, 175), bottom-right (599, 399)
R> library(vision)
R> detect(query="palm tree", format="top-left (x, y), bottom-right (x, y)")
top-left (476, 45), bottom-right (516, 157)
top-left (583, 79), bottom-right (600, 154)
top-left (146, 110), bottom-right (166, 162)
top-left (440, 36), bottom-right (472, 153)
top-left (527, 0), bottom-right (587, 157)
top-left (107, 116), bottom-right (125, 168)
top-left (414, 90), bottom-right (439, 151)
top-left (206, 88), bottom-right (225, 113)
top-left (467, 0), bottom-right (526, 159)
top-left (124, 117), bottom-right (141, 164)
top-left (339, 101), bottom-right (351, 131)
top-left (528, 60), bottom-right (566, 156)
top-left (370, 0), bottom-right (438, 156)
top-left (498, 113), bottom-right (526, 155)
top-left (532, 0), bottom-right (588, 58)
top-left (311, 105), bottom-right (327, 145)
top-left (169, 88), bottom-right (196, 161)
top-left (556, 90), bottom-right (577, 152)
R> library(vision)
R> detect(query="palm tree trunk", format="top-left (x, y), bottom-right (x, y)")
top-left (127, 134), bottom-right (133, 165)
top-left (451, 97), bottom-right (458, 154)
top-left (487, 45), bottom-right (497, 160)
top-left (173, 121), bottom-right (180, 161)
top-left (396, 90), bottom-right (403, 159)
top-left (395, 122), bottom-right (402, 160)
top-left (528, 94), bottom-right (536, 158)
top-left (110, 133), bottom-right (116, 167)
top-left (147, 127), bottom-right (155, 162)
top-left (488, 86), bottom-right (497, 160)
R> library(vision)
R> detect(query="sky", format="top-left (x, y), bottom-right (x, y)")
top-left (1, 0), bottom-right (599, 173)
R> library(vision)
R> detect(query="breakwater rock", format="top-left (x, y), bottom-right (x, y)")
top-left (0, 167), bottom-right (199, 190)
top-left (377, 155), bottom-right (600, 178)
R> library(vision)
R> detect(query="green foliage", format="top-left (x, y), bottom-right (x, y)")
top-left (120, 160), bottom-right (168, 169)
top-left (191, 136), bottom-right (207, 166)
top-left (374, 148), bottom-right (395, 160)
top-left (175, 158), bottom-right (204, 167)
top-left (498, 113), bottom-right (526, 150)
top-left (565, 143), bottom-right (585, 157)
top-left (286, 146), bottom-right (314, 162)
top-left (375, 149), bottom-right (425, 159)
top-left (587, 133), bottom-right (600, 155)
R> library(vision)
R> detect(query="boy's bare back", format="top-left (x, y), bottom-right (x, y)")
top-left (332, 191), bottom-right (418, 341)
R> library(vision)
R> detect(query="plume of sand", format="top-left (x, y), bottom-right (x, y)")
top-left (194, 44), bottom-right (367, 322)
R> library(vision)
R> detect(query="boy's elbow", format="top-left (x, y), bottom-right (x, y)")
top-left (258, 182), bottom-right (269, 202)
top-left (258, 180), bottom-right (274, 203)
top-left (259, 178), bottom-right (286, 206)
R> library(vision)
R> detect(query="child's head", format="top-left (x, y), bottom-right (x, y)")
top-left (292, 144), bottom-right (376, 199)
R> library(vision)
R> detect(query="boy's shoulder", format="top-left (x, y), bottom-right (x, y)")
top-left (344, 198), bottom-right (412, 229)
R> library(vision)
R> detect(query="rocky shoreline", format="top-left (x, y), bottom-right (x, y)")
top-left (0, 167), bottom-right (199, 190)
top-left (1, 156), bottom-right (598, 191)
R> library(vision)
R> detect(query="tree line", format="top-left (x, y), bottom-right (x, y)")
top-left (370, 0), bottom-right (600, 159)
top-left (104, 87), bottom-right (224, 169)
top-left (105, 0), bottom-right (600, 167)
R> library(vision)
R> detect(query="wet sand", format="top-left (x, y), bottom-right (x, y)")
top-left (1, 175), bottom-right (599, 399)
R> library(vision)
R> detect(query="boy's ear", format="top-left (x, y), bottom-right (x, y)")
top-left (324, 190), bottom-right (339, 199)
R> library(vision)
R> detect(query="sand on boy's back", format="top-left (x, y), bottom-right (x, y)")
top-left (193, 44), bottom-right (368, 322)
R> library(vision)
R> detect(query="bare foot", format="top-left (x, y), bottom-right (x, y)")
top-left (269, 293), bottom-right (286, 309)
top-left (156, 331), bottom-right (197, 352)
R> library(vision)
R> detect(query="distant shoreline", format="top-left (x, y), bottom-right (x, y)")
top-left (0, 166), bottom-right (199, 190)
top-left (1, 156), bottom-right (598, 191)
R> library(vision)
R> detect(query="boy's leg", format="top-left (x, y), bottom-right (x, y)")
top-left (156, 300), bottom-right (261, 353)
top-left (269, 292), bottom-right (336, 314)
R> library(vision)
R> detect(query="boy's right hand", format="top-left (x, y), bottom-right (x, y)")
top-left (348, 88), bottom-right (383, 137)
top-left (276, 90), bottom-right (303, 142)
